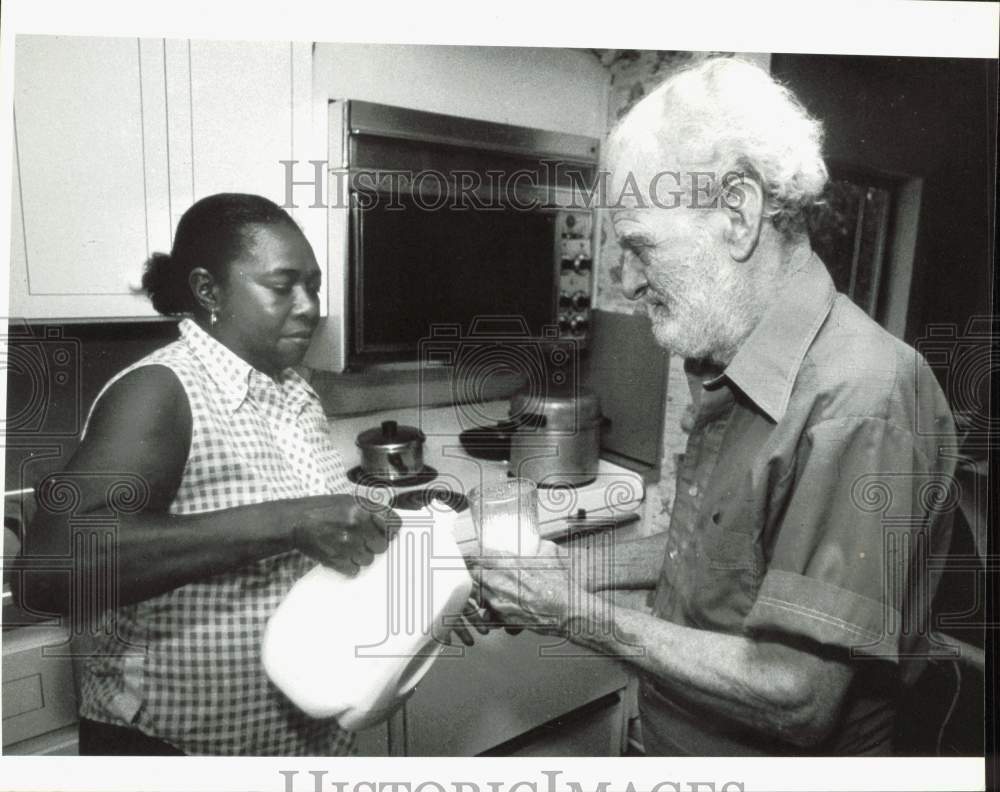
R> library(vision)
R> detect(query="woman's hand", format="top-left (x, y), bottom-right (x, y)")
top-left (446, 597), bottom-right (493, 647)
top-left (289, 495), bottom-right (401, 576)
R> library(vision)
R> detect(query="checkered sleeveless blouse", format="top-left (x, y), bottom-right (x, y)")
top-left (77, 319), bottom-right (354, 755)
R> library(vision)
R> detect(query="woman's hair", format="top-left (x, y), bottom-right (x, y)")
top-left (141, 193), bottom-right (300, 316)
top-left (605, 57), bottom-right (828, 235)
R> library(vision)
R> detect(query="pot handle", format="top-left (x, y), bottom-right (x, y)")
top-left (387, 452), bottom-right (410, 474)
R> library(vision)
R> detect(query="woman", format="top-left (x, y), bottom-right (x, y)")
top-left (16, 194), bottom-right (398, 756)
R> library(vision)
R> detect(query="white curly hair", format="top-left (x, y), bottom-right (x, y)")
top-left (606, 56), bottom-right (828, 234)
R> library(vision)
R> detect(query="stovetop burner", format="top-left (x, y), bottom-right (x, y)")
top-left (346, 465), bottom-right (439, 488)
top-left (391, 487), bottom-right (469, 513)
top-left (458, 425), bottom-right (511, 461)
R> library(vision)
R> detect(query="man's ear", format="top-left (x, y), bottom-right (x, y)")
top-left (189, 267), bottom-right (221, 314)
top-left (721, 171), bottom-right (765, 262)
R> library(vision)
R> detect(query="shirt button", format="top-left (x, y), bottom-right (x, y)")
top-left (688, 485), bottom-right (699, 497)
top-left (669, 550), bottom-right (679, 560)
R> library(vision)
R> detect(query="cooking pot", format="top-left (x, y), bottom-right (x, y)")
top-left (507, 387), bottom-right (605, 488)
top-left (356, 420), bottom-right (426, 481)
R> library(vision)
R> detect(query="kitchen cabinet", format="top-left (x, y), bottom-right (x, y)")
top-left (9, 36), bottom-right (319, 321)
top-left (352, 719), bottom-right (391, 756)
top-left (10, 36), bottom-right (168, 319)
top-left (185, 40), bottom-right (315, 228)
top-left (2, 623), bottom-right (79, 754)
top-left (483, 691), bottom-right (627, 756)
top-left (403, 630), bottom-right (629, 756)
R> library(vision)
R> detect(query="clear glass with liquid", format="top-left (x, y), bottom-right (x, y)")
top-left (468, 478), bottom-right (541, 556)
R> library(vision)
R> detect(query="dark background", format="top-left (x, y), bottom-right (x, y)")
top-left (773, 53), bottom-right (996, 757)
top-left (772, 54), bottom-right (996, 342)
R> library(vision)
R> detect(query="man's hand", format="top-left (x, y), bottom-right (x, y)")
top-left (290, 495), bottom-right (401, 576)
top-left (469, 552), bottom-right (591, 637)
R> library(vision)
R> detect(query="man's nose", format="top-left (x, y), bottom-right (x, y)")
top-left (620, 254), bottom-right (648, 301)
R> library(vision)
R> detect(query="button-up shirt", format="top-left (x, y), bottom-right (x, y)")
top-left (78, 319), bottom-right (353, 755)
top-left (640, 253), bottom-right (956, 755)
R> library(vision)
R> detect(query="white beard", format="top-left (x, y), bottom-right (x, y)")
top-left (641, 236), bottom-right (760, 363)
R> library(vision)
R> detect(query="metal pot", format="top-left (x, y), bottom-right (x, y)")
top-left (507, 387), bottom-right (606, 488)
top-left (356, 420), bottom-right (426, 481)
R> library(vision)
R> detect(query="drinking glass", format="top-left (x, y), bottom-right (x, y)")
top-left (468, 478), bottom-right (541, 556)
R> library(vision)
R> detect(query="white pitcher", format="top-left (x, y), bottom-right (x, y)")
top-left (262, 505), bottom-right (473, 730)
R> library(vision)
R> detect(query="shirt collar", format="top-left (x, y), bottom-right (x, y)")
top-left (177, 319), bottom-right (316, 414)
top-left (709, 250), bottom-right (836, 423)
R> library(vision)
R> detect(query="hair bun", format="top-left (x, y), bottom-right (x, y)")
top-left (138, 193), bottom-right (303, 318)
top-left (141, 252), bottom-right (196, 316)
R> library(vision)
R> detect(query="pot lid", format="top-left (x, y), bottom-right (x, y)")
top-left (509, 385), bottom-right (601, 427)
top-left (356, 419), bottom-right (425, 448)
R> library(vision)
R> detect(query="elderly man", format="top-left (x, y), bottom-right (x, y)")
top-left (475, 57), bottom-right (956, 755)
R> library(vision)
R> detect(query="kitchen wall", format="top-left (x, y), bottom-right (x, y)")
top-left (312, 43), bottom-right (609, 137)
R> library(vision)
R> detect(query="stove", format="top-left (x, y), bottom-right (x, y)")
top-left (329, 402), bottom-right (645, 545)
top-left (391, 486), bottom-right (469, 513)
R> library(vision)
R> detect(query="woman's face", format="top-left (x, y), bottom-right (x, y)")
top-left (213, 223), bottom-right (321, 376)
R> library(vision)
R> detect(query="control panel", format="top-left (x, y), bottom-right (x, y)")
top-left (556, 210), bottom-right (594, 341)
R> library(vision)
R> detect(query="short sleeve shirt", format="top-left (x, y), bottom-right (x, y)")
top-left (639, 253), bottom-right (956, 756)
top-left (78, 319), bottom-right (354, 756)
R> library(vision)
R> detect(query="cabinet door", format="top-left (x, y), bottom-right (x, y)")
top-left (182, 40), bottom-right (325, 309)
top-left (161, 38), bottom-right (319, 274)
top-left (8, 36), bottom-right (320, 321)
top-left (404, 629), bottom-right (628, 756)
top-left (187, 40), bottom-right (299, 212)
top-left (10, 36), bottom-right (170, 320)
top-left (2, 624), bottom-right (78, 749)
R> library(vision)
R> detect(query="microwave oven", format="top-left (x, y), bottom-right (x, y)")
top-left (302, 100), bottom-right (601, 372)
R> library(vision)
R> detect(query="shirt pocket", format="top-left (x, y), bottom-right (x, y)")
top-left (685, 508), bottom-right (756, 630)
top-left (703, 508), bottom-right (754, 570)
